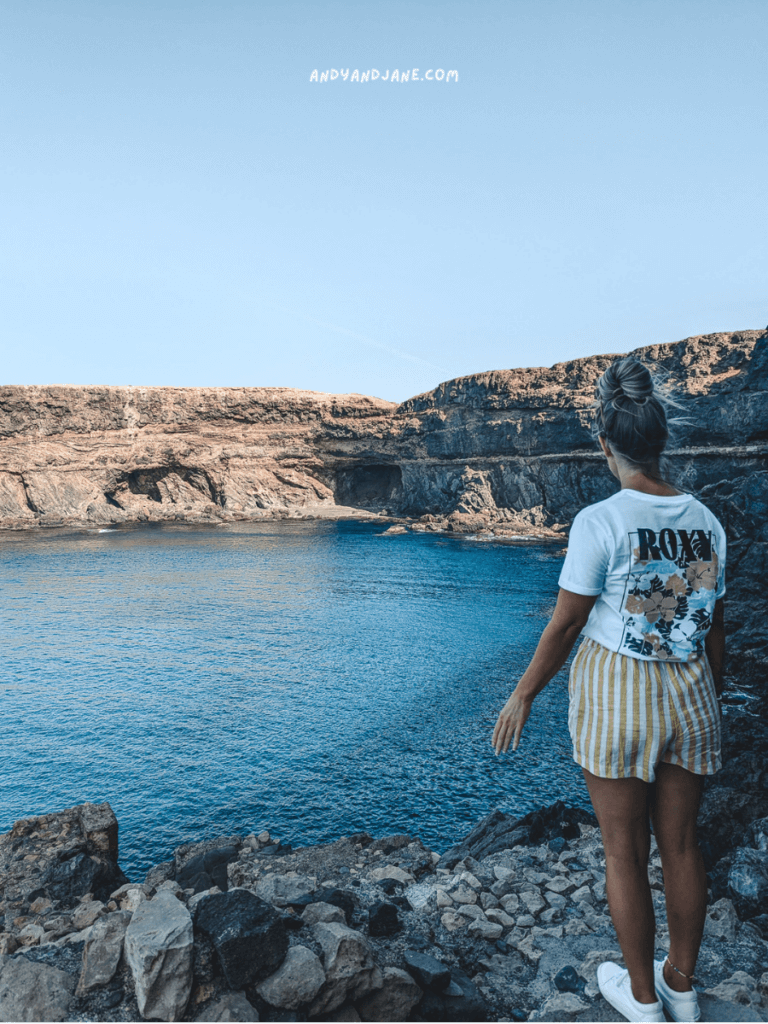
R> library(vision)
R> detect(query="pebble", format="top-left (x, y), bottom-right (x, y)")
top-left (500, 893), bottom-right (520, 914)
top-left (520, 891), bottom-right (546, 916)
top-left (468, 918), bottom-right (503, 940)
top-left (544, 892), bottom-right (567, 910)
top-left (456, 904), bottom-right (486, 920)
top-left (545, 877), bottom-right (577, 895)
top-left (450, 883), bottom-right (479, 905)
top-left (440, 911), bottom-right (465, 932)
top-left (485, 908), bottom-right (515, 928)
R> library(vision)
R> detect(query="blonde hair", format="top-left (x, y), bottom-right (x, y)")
top-left (592, 357), bottom-right (678, 470)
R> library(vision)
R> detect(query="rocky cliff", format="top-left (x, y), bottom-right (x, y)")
top-left (1, 330), bottom-right (764, 530)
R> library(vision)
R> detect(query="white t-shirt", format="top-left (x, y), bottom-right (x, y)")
top-left (558, 489), bottom-right (726, 662)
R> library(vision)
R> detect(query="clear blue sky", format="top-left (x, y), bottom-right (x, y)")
top-left (2, 0), bottom-right (766, 401)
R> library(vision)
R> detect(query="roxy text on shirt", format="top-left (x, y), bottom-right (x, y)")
top-left (637, 528), bottom-right (713, 563)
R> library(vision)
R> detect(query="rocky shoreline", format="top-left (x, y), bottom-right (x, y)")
top-left (1, 796), bottom-right (767, 1023)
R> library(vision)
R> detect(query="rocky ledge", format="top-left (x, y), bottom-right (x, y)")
top-left (1, 800), bottom-right (767, 1023)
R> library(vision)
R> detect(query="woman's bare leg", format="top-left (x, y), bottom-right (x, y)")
top-left (650, 761), bottom-right (707, 993)
top-left (582, 768), bottom-right (657, 1004)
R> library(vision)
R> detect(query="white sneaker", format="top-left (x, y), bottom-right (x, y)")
top-left (597, 961), bottom-right (665, 1022)
top-left (654, 958), bottom-right (701, 1021)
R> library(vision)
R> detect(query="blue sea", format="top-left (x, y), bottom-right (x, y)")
top-left (1, 520), bottom-right (591, 881)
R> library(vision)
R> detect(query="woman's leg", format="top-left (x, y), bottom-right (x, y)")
top-left (582, 768), bottom-right (657, 1004)
top-left (649, 761), bottom-right (707, 992)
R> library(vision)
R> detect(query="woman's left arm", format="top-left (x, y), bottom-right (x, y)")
top-left (492, 588), bottom-right (598, 755)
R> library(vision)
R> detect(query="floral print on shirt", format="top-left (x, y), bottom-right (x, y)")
top-left (621, 528), bottom-right (721, 661)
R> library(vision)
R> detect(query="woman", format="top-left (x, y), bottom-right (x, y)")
top-left (492, 356), bottom-right (725, 1024)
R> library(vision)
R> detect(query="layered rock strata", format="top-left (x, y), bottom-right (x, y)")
top-left (1, 330), bottom-right (764, 533)
top-left (1, 801), bottom-right (767, 1022)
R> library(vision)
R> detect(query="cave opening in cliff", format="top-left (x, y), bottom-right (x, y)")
top-left (122, 467), bottom-right (215, 504)
top-left (334, 463), bottom-right (403, 511)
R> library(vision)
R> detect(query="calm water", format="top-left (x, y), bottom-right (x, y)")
top-left (1, 520), bottom-right (591, 880)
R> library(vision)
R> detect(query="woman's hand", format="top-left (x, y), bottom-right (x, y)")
top-left (492, 691), bottom-right (533, 754)
top-left (490, 589), bottom-right (596, 756)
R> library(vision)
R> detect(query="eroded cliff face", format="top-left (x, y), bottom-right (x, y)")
top-left (3, 330), bottom-right (763, 525)
top-left (1, 329), bottom-right (766, 679)
top-left (0, 387), bottom-right (398, 528)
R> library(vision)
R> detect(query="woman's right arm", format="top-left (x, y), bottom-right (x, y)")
top-left (491, 588), bottom-right (597, 754)
top-left (705, 597), bottom-right (725, 695)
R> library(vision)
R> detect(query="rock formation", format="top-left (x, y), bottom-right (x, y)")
top-left (1, 329), bottom-right (764, 534)
top-left (1, 800), bottom-right (767, 1021)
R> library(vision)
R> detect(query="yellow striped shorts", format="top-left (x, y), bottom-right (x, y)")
top-left (568, 638), bottom-right (721, 782)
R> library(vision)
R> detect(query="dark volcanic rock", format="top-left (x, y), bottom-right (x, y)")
top-left (553, 965), bottom-right (586, 993)
top-left (317, 887), bottom-right (357, 925)
top-left (368, 901), bottom-right (401, 937)
top-left (176, 844), bottom-right (240, 894)
top-left (728, 849), bottom-right (768, 911)
top-left (414, 966), bottom-right (487, 1021)
top-left (438, 802), bottom-right (596, 869)
top-left (0, 802), bottom-right (128, 919)
top-left (403, 949), bottom-right (451, 990)
top-left (193, 889), bottom-right (289, 990)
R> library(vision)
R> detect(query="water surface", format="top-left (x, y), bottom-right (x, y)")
top-left (1, 520), bottom-right (591, 879)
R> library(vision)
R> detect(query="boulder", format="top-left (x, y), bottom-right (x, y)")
top-left (124, 889), bottom-right (194, 1020)
top-left (17, 923), bottom-right (46, 946)
top-left (440, 910), bottom-right (464, 931)
top-left (369, 865), bottom-right (414, 885)
top-left (729, 849), bottom-right (768, 908)
top-left (175, 842), bottom-right (241, 894)
top-left (110, 883), bottom-right (152, 913)
top-left (403, 882), bottom-right (436, 910)
top-left (705, 971), bottom-right (764, 1010)
top-left (302, 901), bottom-right (346, 926)
top-left (468, 918), bottom-right (503, 940)
top-left (449, 883), bottom-right (478, 905)
top-left (193, 889), bottom-right (289, 990)
top-left (367, 902), bottom-right (401, 937)
top-left (0, 801), bottom-right (128, 911)
top-left (195, 990), bottom-right (258, 1021)
top-left (414, 966), bottom-right (486, 1022)
top-left (72, 898), bottom-right (107, 930)
top-left (254, 873), bottom-right (317, 907)
top-left (256, 944), bottom-right (325, 1009)
top-left (704, 897), bottom-right (739, 942)
top-left (144, 860), bottom-right (175, 889)
top-left (309, 921), bottom-right (383, 1015)
top-left (76, 909), bottom-right (132, 995)
top-left (0, 954), bottom-right (75, 1021)
top-left (403, 949), bottom-right (451, 991)
top-left (529, 991), bottom-right (590, 1020)
top-left (356, 966), bottom-right (422, 1021)
top-left (446, 511), bottom-right (489, 534)
top-left (698, 992), bottom-right (765, 1022)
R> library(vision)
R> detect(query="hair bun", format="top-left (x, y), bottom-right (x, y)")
top-left (592, 355), bottom-right (671, 467)
top-left (597, 357), bottom-right (654, 408)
